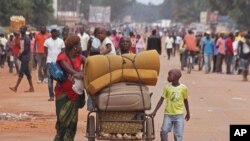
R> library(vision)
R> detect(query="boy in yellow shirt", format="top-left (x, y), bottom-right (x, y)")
top-left (150, 69), bottom-right (190, 141)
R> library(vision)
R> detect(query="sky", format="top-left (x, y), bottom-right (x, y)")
top-left (136, 0), bottom-right (164, 5)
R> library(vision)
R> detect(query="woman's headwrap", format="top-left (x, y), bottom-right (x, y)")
top-left (65, 35), bottom-right (80, 50)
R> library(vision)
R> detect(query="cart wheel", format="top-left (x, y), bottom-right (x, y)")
top-left (88, 116), bottom-right (95, 141)
top-left (146, 118), bottom-right (153, 141)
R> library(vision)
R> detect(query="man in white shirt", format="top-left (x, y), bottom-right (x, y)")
top-left (175, 35), bottom-right (182, 50)
top-left (77, 26), bottom-right (89, 57)
top-left (44, 29), bottom-right (65, 101)
top-left (165, 34), bottom-right (174, 60)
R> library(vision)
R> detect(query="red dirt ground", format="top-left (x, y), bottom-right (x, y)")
top-left (0, 50), bottom-right (250, 141)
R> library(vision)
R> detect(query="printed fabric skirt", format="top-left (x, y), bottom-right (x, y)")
top-left (54, 93), bottom-right (79, 141)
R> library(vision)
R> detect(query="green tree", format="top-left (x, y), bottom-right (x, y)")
top-left (0, 0), bottom-right (54, 27)
top-left (208, 0), bottom-right (250, 29)
top-left (31, 0), bottom-right (54, 26)
top-left (0, 0), bottom-right (26, 26)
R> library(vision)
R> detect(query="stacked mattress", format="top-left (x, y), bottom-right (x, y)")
top-left (84, 50), bottom-right (160, 95)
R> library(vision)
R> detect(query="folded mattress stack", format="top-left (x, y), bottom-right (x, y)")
top-left (84, 50), bottom-right (160, 95)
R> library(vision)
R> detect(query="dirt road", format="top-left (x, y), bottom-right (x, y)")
top-left (0, 52), bottom-right (249, 141)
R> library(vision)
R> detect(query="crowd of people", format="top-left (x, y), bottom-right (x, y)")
top-left (0, 24), bottom-right (249, 141)
top-left (163, 29), bottom-right (250, 81)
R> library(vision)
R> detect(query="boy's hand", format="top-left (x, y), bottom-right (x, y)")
top-left (185, 113), bottom-right (190, 121)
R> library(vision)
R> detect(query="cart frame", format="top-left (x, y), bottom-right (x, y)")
top-left (86, 110), bottom-right (155, 141)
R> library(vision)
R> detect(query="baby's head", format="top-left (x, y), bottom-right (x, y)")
top-left (167, 69), bottom-right (182, 83)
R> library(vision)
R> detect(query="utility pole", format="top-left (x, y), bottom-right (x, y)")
top-left (76, 0), bottom-right (81, 17)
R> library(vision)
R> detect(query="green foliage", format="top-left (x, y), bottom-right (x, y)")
top-left (208, 0), bottom-right (250, 29)
top-left (0, 0), bottom-right (54, 26)
top-left (31, 0), bottom-right (54, 26)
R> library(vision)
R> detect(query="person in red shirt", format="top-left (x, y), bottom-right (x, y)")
top-left (13, 32), bottom-right (20, 74)
top-left (181, 30), bottom-right (197, 70)
top-left (34, 26), bottom-right (50, 83)
top-left (225, 33), bottom-right (234, 74)
top-left (53, 35), bottom-right (85, 141)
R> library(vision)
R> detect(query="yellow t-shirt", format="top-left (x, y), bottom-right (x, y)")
top-left (162, 84), bottom-right (188, 115)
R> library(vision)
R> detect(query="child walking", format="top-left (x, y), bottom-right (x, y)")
top-left (150, 69), bottom-right (190, 141)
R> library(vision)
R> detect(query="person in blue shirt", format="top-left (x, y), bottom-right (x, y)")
top-left (202, 32), bottom-right (215, 73)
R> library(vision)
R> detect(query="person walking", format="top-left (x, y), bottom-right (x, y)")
top-left (53, 35), bottom-right (85, 141)
top-left (77, 25), bottom-right (89, 57)
top-left (225, 33), bottom-right (234, 74)
top-left (29, 32), bottom-right (37, 71)
top-left (150, 69), bottom-right (190, 141)
top-left (181, 30), bottom-right (197, 70)
top-left (13, 32), bottom-right (21, 74)
top-left (202, 32), bottom-right (215, 74)
top-left (165, 33), bottom-right (174, 60)
top-left (215, 33), bottom-right (226, 73)
top-left (9, 25), bottom-right (34, 92)
top-left (61, 25), bottom-right (70, 41)
top-left (44, 29), bottom-right (65, 101)
top-left (237, 33), bottom-right (250, 81)
top-left (212, 33), bottom-right (219, 73)
top-left (147, 29), bottom-right (162, 55)
top-left (35, 26), bottom-right (50, 83)
top-left (6, 34), bottom-right (14, 73)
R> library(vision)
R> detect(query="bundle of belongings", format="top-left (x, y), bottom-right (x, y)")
top-left (84, 50), bottom-right (160, 95)
top-left (83, 50), bottom-right (160, 138)
top-left (10, 15), bottom-right (26, 31)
